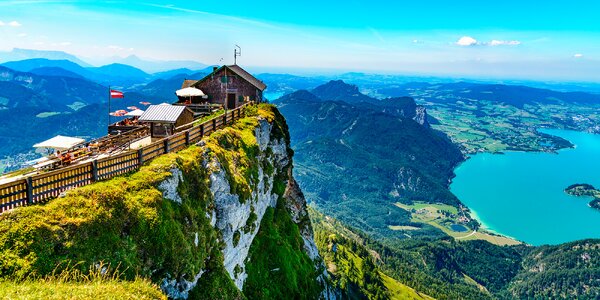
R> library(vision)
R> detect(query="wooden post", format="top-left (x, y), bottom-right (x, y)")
top-left (138, 148), bottom-right (144, 167)
top-left (213, 119), bottom-right (216, 131)
top-left (164, 139), bottom-right (170, 154)
top-left (224, 113), bottom-right (227, 126)
top-left (26, 177), bottom-right (33, 205)
top-left (200, 124), bottom-right (204, 137)
top-left (185, 131), bottom-right (190, 145)
top-left (92, 160), bottom-right (99, 182)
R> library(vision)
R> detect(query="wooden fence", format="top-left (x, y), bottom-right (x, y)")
top-left (0, 104), bottom-right (249, 213)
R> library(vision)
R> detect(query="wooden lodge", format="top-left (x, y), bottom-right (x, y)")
top-left (138, 104), bottom-right (194, 138)
top-left (177, 65), bottom-right (267, 109)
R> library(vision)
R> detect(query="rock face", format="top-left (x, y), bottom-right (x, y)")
top-left (158, 114), bottom-right (333, 299)
top-left (207, 119), bottom-right (286, 289)
top-left (414, 105), bottom-right (430, 128)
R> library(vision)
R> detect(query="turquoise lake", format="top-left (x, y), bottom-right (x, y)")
top-left (450, 129), bottom-right (600, 246)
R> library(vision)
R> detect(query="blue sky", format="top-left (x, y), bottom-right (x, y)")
top-left (0, 0), bottom-right (599, 80)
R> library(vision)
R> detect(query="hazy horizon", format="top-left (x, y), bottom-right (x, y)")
top-left (1, 0), bottom-right (599, 81)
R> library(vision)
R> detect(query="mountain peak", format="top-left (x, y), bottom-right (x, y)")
top-left (1, 48), bottom-right (92, 67)
top-left (278, 89), bottom-right (322, 103)
top-left (311, 80), bottom-right (375, 103)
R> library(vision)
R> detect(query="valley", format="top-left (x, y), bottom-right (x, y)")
top-left (377, 82), bottom-right (600, 154)
top-left (1, 54), bottom-right (600, 298)
top-left (272, 78), bottom-right (600, 298)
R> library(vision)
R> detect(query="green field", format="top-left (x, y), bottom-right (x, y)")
top-left (421, 98), bottom-right (596, 154)
top-left (394, 202), bottom-right (521, 246)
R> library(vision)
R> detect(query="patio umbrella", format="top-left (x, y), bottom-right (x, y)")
top-left (125, 109), bottom-right (145, 117)
top-left (116, 109), bottom-right (128, 114)
top-left (139, 101), bottom-right (151, 106)
top-left (127, 106), bottom-right (139, 110)
top-left (176, 87), bottom-right (205, 97)
top-left (34, 135), bottom-right (85, 151)
top-left (110, 111), bottom-right (126, 117)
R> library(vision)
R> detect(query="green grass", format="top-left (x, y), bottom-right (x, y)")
top-left (380, 272), bottom-right (435, 300)
top-left (193, 109), bottom-right (225, 126)
top-left (35, 112), bottom-right (62, 118)
top-left (395, 201), bottom-right (458, 214)
top-left (388, 225), bottom-right (421, 231)
top-left (393, 202), bottom-right (521, 245)
top-left (0, 279), bottom-right (166, 299)
top-left (1, 167), bottom-right (35, 178)
top-left (67, 102), bottom-right (87, 111)
top-left (0, 262), bottom-right (166, 299)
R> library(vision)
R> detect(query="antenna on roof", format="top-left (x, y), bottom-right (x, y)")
top-left (234, 45), bottom-right (241, 65)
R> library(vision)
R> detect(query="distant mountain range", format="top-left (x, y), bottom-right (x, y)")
top-left (0, 48), bottom-right (92, 67)
top-left (378, 82), bottom-right (600, 108)
top-left (0, 58), bottom-right (215, 89)
top-left (114, 55), bottom-right (207, 73)
top-left (2, 51), bottom-right (600, 174)
top-left (0, 48), bottom-right (207, 73)
top-left (0, 65), bottom-right (162, 168)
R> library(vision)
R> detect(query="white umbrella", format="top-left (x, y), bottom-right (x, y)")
top-left (33, 135), bottom-right (85, 151)
top-left (176, 87), bottom-right (205, 97)
top-left (125, 109), bottom-right (145, 117)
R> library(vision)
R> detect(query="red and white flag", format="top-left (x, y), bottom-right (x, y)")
top-left (110, 90), bottom-right (124, 98)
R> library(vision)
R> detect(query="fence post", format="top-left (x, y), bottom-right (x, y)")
top-left (26, 177), bottom-right (33, 205)
top-left (185, 131), bottom-right (190, 145)
top-left (213, 119), bottom-right (216, 131)
top-left (224, 113), bottom-right (227, 126)
top-left (164, 139), bottom-right (170, 153)
top-left (200, 124), bottom-right (204, 137)
top-left (138, 148), bottom-right (144, 166)
top-left (92, 160), bottom-right (99, 182)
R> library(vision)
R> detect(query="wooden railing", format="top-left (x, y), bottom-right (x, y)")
top-left (0, 104), bottom-right (250, 214)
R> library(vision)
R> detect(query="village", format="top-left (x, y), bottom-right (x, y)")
top-left (0, 64), bottom-right (267, 212)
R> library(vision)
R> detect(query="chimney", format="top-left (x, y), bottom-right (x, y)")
top-left (213, 66), bottom-right (218, 73)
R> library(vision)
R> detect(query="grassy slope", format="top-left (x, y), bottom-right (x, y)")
top-left (311, 207), bottom-right (435, 300)
top-left (0, 104), bottom-right (311, 299)
top-left (243, 201), bottom-right (322, 300)
top-left (0, 279), bottom-right (166, 300)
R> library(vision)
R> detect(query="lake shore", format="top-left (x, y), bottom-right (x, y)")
top-left (450, 129), bottom-right (600, 246)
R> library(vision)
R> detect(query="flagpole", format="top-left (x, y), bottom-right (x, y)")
top-left (108, 85), bottom-right (111, 134)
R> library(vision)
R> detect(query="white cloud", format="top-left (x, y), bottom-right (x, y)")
top-left (488, 40), bottom-right (521, 46)
top-left (108, 45), bottom-right (123, 50)
top-left (456, 36), bottom-right (478, 46)
top-left (17, 33), bottom-right (27, 37)
top-left (456, 36), bottom-right (521, 47)
top-left (574, 53), bottom-right (584, 58)
top-left (0, 20), bottom-right (22, 27)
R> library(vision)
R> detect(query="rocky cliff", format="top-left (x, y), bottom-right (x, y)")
top-left (0, 104), bottom-right (334, 299)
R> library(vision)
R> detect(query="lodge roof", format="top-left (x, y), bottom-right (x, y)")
top-left (192, 65), bottom-right (267, 91)
top-left (138, 104), bottom-right (192, 123)
top-left (181, 79), bottom-right (198, 89)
